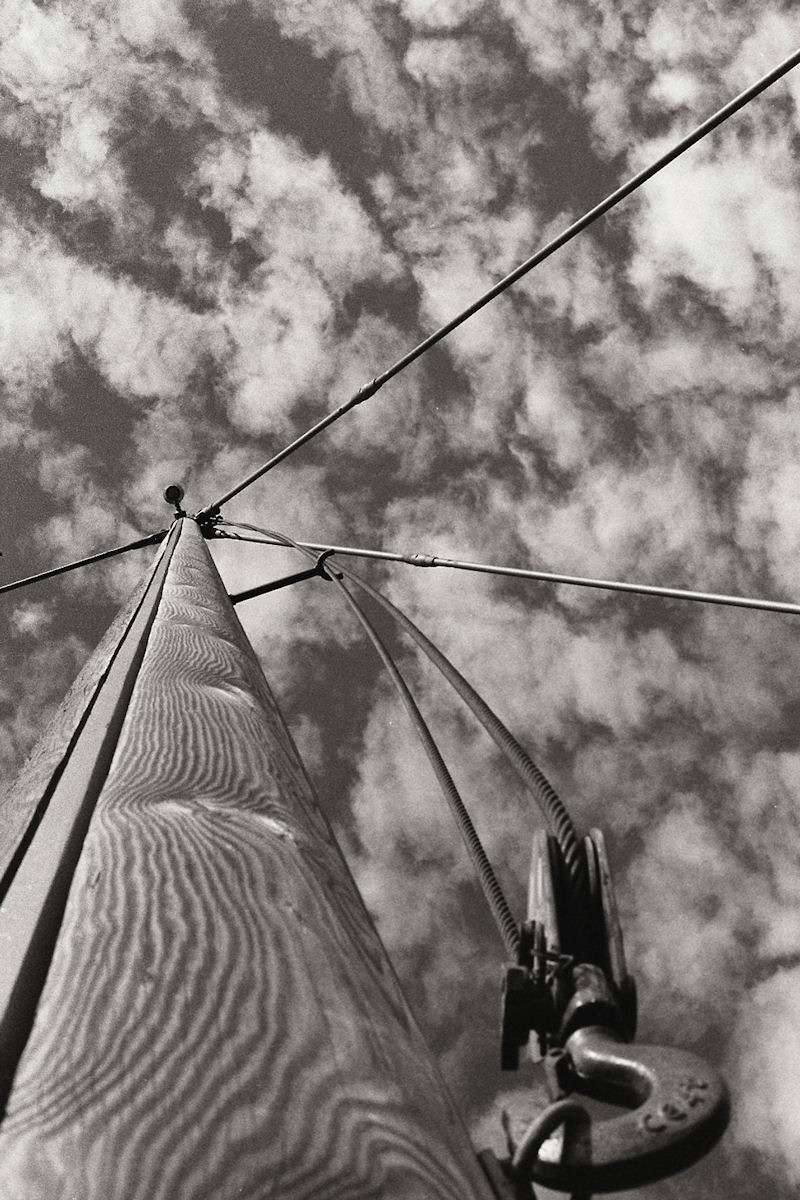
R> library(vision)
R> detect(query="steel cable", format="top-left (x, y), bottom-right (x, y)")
top-left (218, 520), bottom-right (587, 945)
top-left (327, 563), bottom-right (589, 947)
top-left (0, 530), bottom-right (169, 598)
top-left (335, 577), bottom-right (521, 958)
top-left (196, 45), bottom-right (800, 523)
top-left (220, 521), bottom-right (589, 942)
top-left (224, 522), bottom-right (520, 957)
top-left (208, 528), bottom-right (800, 618)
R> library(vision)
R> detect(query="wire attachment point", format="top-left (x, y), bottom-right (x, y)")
top-left (314, 549), bottom-right (343, 580)
top-left (194, 504), bottom-right (222, 535)
top-left (353, 376), bottom-right (382, 405)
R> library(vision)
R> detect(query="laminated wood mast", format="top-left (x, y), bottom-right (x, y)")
top-left (0, 517), bottom-right (493, 1198)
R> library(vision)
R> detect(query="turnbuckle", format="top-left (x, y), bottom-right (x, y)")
top-left (496, 829), bottom-right (729, 1193)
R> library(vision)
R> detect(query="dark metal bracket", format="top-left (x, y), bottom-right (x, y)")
top-left (228, 550), bottom-right (340, 606)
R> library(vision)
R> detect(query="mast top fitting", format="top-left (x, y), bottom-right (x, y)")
top-left (163, 484), bottom-right (186, 519)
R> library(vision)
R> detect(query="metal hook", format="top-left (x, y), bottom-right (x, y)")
top-left (502, 829), bottom-right (729, 1192)
top-left (525, 1018), bottom-right (729, 1193)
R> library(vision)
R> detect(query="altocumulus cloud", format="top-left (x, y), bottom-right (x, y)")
top-left (1, 0), bottom-right (800, 1195)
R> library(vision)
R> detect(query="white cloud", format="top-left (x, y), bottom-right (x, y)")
top-left (261, 0), bottom-right (418, 133)
top-left (35, 96), bottom-right (127, 212)
top-left (728, 11), bottom-right (800, 111)
top-left (629, 135), bottom-right (800, 332)
top-left (220, 265), bottom-right (335, 434)
top-left (192, 127), bottom-right (398, 432)
top-left (0, 214), bottom-right (222, 401)
top-left (0, 3), bottom-right (93, 105)
top-left (728, 749), bottom-right (800, 960)
top-left (736, 390), bottom-right (800, 596)
top-left (399, 0), bottom-right (488, 30)
top-left (196, 128), bottom-right (391, 290)
top-left (626, 802), bottom-right (751, 1010)
top-left (490, 456), bottom-right (715, 583)
top-left (8, 601), bottom-right (52, 637)
top-left (0, 634), bottom-right (89, 782)
top-left (113, 0), bottom-right (206, 57)
top-left (731, 967), bottom-right (800, 1185)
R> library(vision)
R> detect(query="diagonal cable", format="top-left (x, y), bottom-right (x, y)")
top-left (0, 531), bottom-right (169, 598)
top-left (325, 562), bottom-right (589, 950)
top-left (216, 524), bottom-right (800, 618)
top-left (196, 45), bottom-right (800, 522)
top-left (230, 523), bottom-right (520, 957)
top-left (219, 518), bottom-right (589, 950)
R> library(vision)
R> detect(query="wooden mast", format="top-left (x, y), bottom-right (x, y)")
top-left (0, 518), bottom-right (494, 1199)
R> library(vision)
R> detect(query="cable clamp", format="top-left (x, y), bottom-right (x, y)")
top-left (314, 549), bottom-right (342, 580)
top-left (500, 918), bottom-right (574, 1069)
top-left (406, 553), bottom-right (437, 567)
top-left (352, 376), bottom-right (381, 405)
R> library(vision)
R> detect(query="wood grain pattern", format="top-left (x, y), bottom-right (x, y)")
top-left (0, 538), bottom-right (171, 888)
top-left (0, 520), bottom-right (493, 1199)
top-left (0, 527), bottom-right (181, 1114)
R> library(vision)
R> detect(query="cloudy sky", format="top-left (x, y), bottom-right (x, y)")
top-left (2, 0), bottom-right (800, 1194)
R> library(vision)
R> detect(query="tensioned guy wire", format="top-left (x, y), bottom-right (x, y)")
top-left (336, 579), bottom-right (521, 958)
top-left (216, 524), bottom-right (800, 618)
top-left (0, 531), bottom-right (168, 598)
top-left (218, 519), bottom-right (589, 947)
top-left (331, 562), bottom-right (590, 952)
top-left (196, 45), bottom-right (800, 522)
top-left (234, 523), bottom-right (521, 957)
